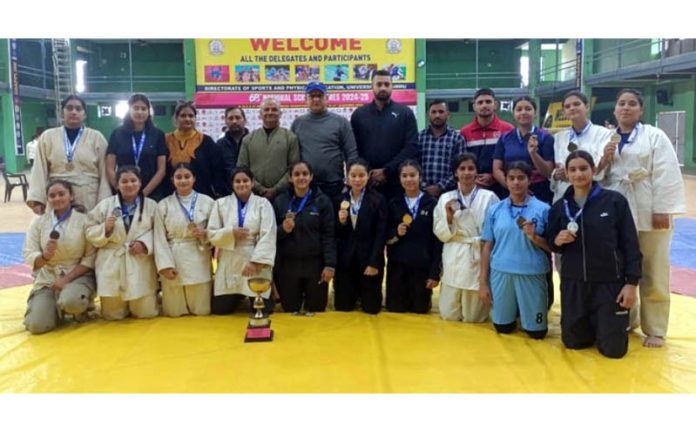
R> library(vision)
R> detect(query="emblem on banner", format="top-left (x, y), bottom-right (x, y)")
top-left (208, 39), bottom-right (224, 56)
top-left (386, 39), bottom-right (402, 54)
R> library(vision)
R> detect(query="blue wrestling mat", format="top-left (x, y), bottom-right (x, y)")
top-left (0, 233), bottom-right (25, 267)
top-left (672, 218), bottom-right (696, 270)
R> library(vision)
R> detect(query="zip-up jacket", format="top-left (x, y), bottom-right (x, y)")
top-left (272, 186), bottom-right (336, 268)
top-left (546, 182), bottom-right (641, 285)
top-left (386, 192), bottom-right (443, 280)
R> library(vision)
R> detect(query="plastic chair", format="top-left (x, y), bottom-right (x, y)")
top-left (2, 167), bottom-right (29, 202)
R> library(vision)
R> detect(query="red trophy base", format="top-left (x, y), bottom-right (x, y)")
top-left (244, 323), bottom-right (274, 343)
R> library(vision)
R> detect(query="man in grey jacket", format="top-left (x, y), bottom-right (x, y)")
top-left (291, 81), bottom-right (358, 210)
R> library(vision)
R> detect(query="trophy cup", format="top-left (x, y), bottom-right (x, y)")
top-left (244, 277), bottom-right (274, 343)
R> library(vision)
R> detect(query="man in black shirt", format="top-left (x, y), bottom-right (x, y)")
top-left (216, 106), bottom-right (249, 196)
top-left (350, 70), bottom-right (419, 200)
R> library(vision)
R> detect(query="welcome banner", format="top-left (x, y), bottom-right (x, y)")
top-left (194, 38), bottom-right (416, 108)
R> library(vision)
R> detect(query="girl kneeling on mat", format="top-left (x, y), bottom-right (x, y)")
top-left (480, 161), bottom-right (550, 338)
top-left (385, 160), bottom-right (442, 313)
top-left (547, 150), bottom-right (641, 358)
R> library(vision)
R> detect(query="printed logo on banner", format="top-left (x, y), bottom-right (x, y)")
top-left (204, 66), bottom-right (230, 83)
top-left (208, 39), bottom-right (224, 56)
top-left (386, 39), bottom-right (402, 54)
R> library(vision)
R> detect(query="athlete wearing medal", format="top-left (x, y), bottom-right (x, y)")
top-left (434, 153), bottom-right (499, 322)
top-left (273, 161), bottom-right (335, 315)
top-left (23, 179), bottom-right (96, 334)
top-left (106, 93), bottom-right (168, 201)
top-left (550, 90), bottom-right (615, 204)
top-left (547, 150), bottom-right (641, 358)
top-left (385, 160), bottom-right (442, 313)
top-left (154, 163), bottom-right (214, 317)
top-left (86, 165), bottom-right (159, 320)
top-left (27, 95), bottom-right (110, 215)
top-left (208, 167), bottom-right (277, 315)
top-left (480, 161), bottom-right (551, 338)
top-left (334, 159), bottom-right (388, 314)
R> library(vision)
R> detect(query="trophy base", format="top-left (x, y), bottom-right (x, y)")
top-left (244, 326), bottom-right (274, 343)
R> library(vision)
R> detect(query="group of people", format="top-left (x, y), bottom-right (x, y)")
top-left (22, 70), bottom-right (685, 359)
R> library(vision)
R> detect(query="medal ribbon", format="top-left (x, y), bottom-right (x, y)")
top-left (132, 131), bottom-right (147, 165)
top-left (563, 184), bottom-right (601, 225)
top-left (63, 127), bottom-right (84, 162)
top-left (176, 191), bottom-right (198, 222)
top-left (404, 192), bottom-right (423, 219)
top-left (288, 190), bottom-right (313, 214)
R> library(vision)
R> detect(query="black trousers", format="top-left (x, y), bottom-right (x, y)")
top-left (385, 261), bottom-right (432, 313)
top-left (334, 255), bottom-right (383, 314)
top-left (211, 294), bottom-right (274, 316)
top-left (560, 279), bottom-right (629, 359)
top-left (275, 256), bottom-right (328, 313)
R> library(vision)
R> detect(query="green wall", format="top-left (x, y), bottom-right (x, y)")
top-left (426, 40), bottom-right (523, 89)
top-left (592, 39), bottom-right (657, 73)
top-left (74, 40), bottom-right (184, 93)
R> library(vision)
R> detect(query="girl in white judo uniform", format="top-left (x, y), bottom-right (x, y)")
top-left (86, 165), bottom-right (159, 320)
top-left (602, 88), bottom-right (686, 348)
top-left (154, 163), bottom-right (215, 317)
top-left (26, 95), bottom-right (111, 215)
top-left (434, 153), bottom-right (499, 322)
top-left (551, 90), bottom-right (615, 203)
top-left (207, 166), bottom-right (277, 314)
top-left (23, 179), bottom-right (97, 334)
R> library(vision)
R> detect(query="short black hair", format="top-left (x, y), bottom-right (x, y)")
top-left (428, 100), bottom-right (448, 110)
top-left (473, 88), bottom-right (495, 101)
top-left (373, 69), bottom-right (392, 80)
top-left (225, 105), bottom-right (246, 119)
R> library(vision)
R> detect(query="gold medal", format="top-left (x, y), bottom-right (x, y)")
top-left (188, 222), bottom-right (198, 231)
top-left (340, 200), bottom-right (350, 211)
top-left (285, 211), bottom-right (295, 220)
top-left (610, 132), bottom-right (621, 145)
top-left (402, 214), bottom-right (413, 225)
top-left (49, 230), bottom-right (60, 240)
top-left (65, 161), bottom-right (75, 171)
top-left (567, 142), bottom-right (578, 152)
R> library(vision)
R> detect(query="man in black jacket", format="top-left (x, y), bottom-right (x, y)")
top-left (216, 106), bottom-right (249, 196)
top-left (350, 70), bottom-right (419, 201)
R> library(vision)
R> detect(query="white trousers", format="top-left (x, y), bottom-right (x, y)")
top-left (439, 284), bottom-right (489, 323)
top-left (161, 281), bottom-right (212, 317)
top-left (638, 229), bottom-right (673, 338)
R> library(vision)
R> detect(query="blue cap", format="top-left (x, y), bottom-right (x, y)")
top-left (305, 81), bottom-right (327, 94)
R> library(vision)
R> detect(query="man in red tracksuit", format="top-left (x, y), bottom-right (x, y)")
top-left (460, 88), bottom-right (514, 198)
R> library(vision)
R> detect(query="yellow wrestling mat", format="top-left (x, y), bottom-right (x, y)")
top-left (1, 285), bottom-right (695, 393)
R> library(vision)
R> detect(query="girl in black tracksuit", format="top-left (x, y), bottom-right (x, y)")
top-left (546, 150), bottom-right (641, 359)
top-left (334, 158), bottom-right (388, 314)
top-left (385, 160), bottom-right (442, 313)
top-left (273, 161), bottom-right (336, 315)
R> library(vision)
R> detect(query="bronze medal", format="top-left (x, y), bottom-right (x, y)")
top-left (516, 216), bottom-right (526, 228)
top-left (65, 161), bottom-right (75, 171)
top-left (285, 211), bottom-right (295, 220)
top-left (49, 230), bottom-right (60, 240)
top-left (188, 222), bottom-right (198, 231)
top-left (567, 142), bottom-right (578, 152)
